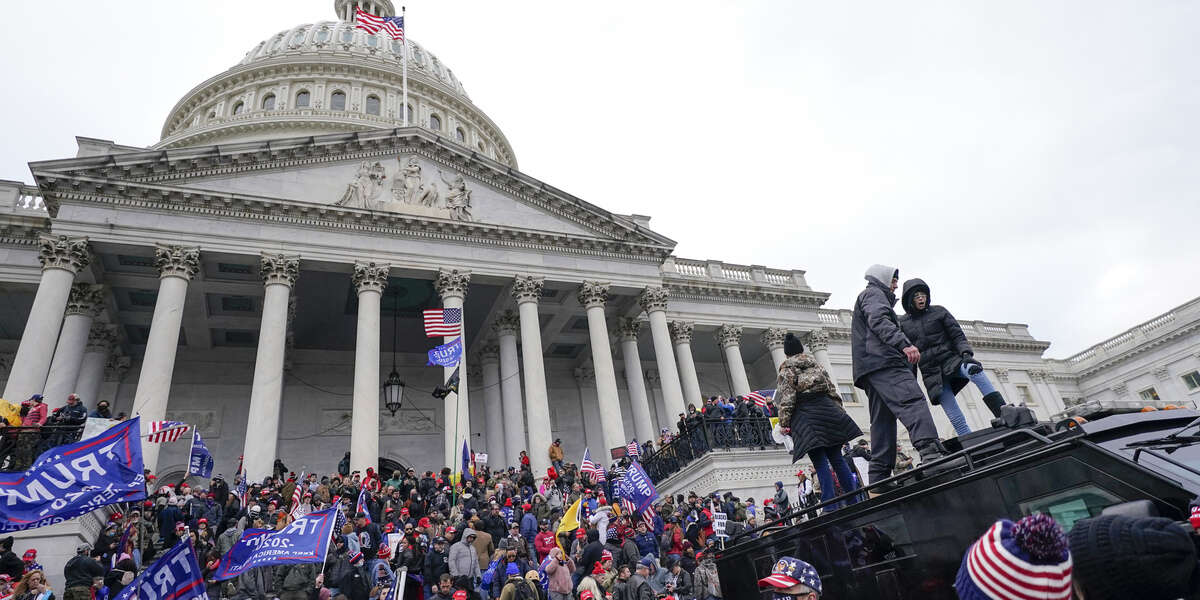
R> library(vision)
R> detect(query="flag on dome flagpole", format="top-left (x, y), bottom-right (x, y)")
top-left (580, 448), bottom-right (605, 483)
top-left (147, 420), bottom-right (189, 443)
top-left (746, 390), bottom-right (774, 409)
top-left (353, 7), bottom-right (404, 40)
top-left (423, 308), bottom-right (462, 337)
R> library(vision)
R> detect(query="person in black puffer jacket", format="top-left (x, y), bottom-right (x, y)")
top-left (899, 278), bottom-right (1008, 436)
top-left (776, 333), bottom-right (862, 512)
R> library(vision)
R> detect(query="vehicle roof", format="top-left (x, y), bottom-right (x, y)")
top-left (1077, 409), bottom-right (1199, 437)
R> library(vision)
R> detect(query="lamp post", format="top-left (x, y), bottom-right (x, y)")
top-left (382, 287), bottom-right (405, 416)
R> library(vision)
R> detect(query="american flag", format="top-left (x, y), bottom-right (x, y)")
top-left (626, 440), bottom-right (640, 459)
top-left (289, 471), bottom-right (306, 519)
top-left (580, 448), bottom-right (605, 483)
top-left (331, 507), bottom-right (348, 544)
top-left (234, 456), bottom-right (248, 507)
top-left (423, 308), bottom-right (462, 337)
top-left (354, 7), bottom-right (404, 41)
top-left (641, 505), bottom-right (657, 530)
top-left (746, 389), bottom-right (775, 409)
top-left (355, 486), bottom-right (373, 524)
top-left (618, 497), bottom-right (655, 529)
top-left (146, 420), bottom-right (189, 443)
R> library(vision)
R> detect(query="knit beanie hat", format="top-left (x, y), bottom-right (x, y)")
top-left (1068, 515), bottom-right (1198, 600)
top-left (954, 514), bottom-right (1071, 600)
top-left (782, 333), bottom-right (803, 357)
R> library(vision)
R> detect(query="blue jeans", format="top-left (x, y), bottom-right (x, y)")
top-left (809, 445), bottom-right (859, 510)
top-left (938, 363), bottom-right (1002, 436)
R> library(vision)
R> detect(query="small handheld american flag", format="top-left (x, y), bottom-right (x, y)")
top-left (580, 448), bottom-right (605, 483)
top-left (146, 420), bottom-right (189, 443)
top-left (746, 389), bottom-right (775, 409)
top-left (423, 308), bottom-right (462, 337)
top-left (626, 440), bottom-right (640, 459)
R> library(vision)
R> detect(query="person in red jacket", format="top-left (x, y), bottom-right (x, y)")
top-left (21, 395), bottom-right (47, 427)
top-left (533, 519), bottom-right (557, 562)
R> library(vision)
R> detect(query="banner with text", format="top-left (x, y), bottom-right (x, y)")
top-left (427, 338), bottom-right (462, 367)
top-left (213, 508), bottom-right (338, 580)
top-left (114, 538), bottom-right (208, 600)
top-left (616, 462), bottom-right (659, 513)
top-left (0, 417), bottom-right (145, 532)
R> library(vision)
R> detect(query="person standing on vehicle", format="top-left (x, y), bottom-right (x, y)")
top-left (758, 556), bottom-right (822, 599)
top-left (777, 333), bottom-right (862, 512)
top-left (851, 264), bottom-right (943, 488)
top-left (899, 278), bottom-right (1008, 435)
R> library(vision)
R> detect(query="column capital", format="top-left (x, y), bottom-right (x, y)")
top-left (478, 340), bottom-right (500, 364)
top-left (669, 321), bottom-right (694, 345)
top-left (512, 274), bottom-right (544, 304)
top-left (86, 323), bottom-right (118, 352)
top-left (261, 253), bottom-right (300, 288)
top-left (761, 327), bottom-right (788, 350)
top-left (577, 281), bottom-right (610, 309)
top-left (435, 268), bottom-right (471, 300)
top-left (492, 309), bottom-right (521, 336)
top-left (715, 324), bottom-right (743, 349)
top-left (615, 317), bottom-right (642, 343)
top-left (644, 368), bottom-right (660, 384)
top-left (805, 329), bottom-right (830, 352)
top-left (104, 354), bottom-right (130, 382)
top-left (1153, 366), bottom-right (1170, 381)
top-left (352, 261), bottom-right (390, 294)
top-left (638, 286), bottom-right (669, 313)
top-left (38, 235), bottom-right (90, 273)
top-left (993, 367), bottom-right (1010, 382)
top-left (154, 244), bottom-right (200, 281)
top-left (1029, 369), bottom-right (1047, 383)
top-left (574, 366), bottom-right (595, 383)
top-left (1112, 382), bottom-right (1128, 397)
top-left (65, 283), bottom-right (105, 317)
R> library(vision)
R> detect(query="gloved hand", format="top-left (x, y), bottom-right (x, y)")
top-left (962, 353), bottom-right (983, 375)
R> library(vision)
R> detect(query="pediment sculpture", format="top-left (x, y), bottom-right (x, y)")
top-left (334, 155), bottom-right (473, 221)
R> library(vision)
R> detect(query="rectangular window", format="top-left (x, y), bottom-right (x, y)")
top-left (1017, 385), bottom-right (1036, 405)
top-left (1139, 387), bottom-right (1160, 402)
top-left (117, 255), bottom-right (154, 268)
top-left (838, 384), bottom-right (860, 405)
top-left (217, 262), bottom-right (253, 275)
top-left (1183, 371), bottom-right (1200, 391)
top-left (129, 290), bottom-right (158, 307)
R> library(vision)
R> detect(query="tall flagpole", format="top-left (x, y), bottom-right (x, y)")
top-left (401, 6), bottom-right (408, 127)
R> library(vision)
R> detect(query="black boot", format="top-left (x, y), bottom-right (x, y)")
top-left (982, 391), bottom-right (1007, 418)
top-left (915, 439), bottom-right (946, 465)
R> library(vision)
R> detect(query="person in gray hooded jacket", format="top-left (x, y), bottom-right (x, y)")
top-left (851, 264), bottom-right (943, 490)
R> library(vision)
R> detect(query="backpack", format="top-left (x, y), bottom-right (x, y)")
top-left (508, 579), bottom-right (536, 600)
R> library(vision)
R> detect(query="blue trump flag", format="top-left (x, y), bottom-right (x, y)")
top-left (114, 538), bottom-right (208, 600)
top-left (427, 337), bottom-right (462, 367)
top-left (188, 430), bottom-right (214, 479)
top-left (214, 507), bottom-right (339, 580)
top-left (0, 417), bottom-right (145, 532)
top-left (616, 461), bottom-right (659, 513)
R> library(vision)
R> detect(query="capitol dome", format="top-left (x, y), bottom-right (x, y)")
top-left (154, 0), bottom-right (517, 167)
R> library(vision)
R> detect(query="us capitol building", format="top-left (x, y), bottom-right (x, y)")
top-left (2, 0), bottom-right (1198, 506)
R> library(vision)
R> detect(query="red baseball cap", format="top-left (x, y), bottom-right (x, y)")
top-left (453, 591), bottom-right (468, 600)
top-left (22, 549), bottom-right (36, 560)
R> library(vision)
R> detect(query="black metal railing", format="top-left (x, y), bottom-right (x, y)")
top-left (641, 417), bottom-right (781, 483)
top-left (0, 425), bottom-right (86, 472)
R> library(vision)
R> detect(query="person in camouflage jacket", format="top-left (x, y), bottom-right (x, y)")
top-left (776, 333), bottom-right (863, 511)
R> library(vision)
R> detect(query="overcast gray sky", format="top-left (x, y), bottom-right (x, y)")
top-left (3, 1), bottom-right (1197, 358)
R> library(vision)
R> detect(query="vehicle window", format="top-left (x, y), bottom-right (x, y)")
top-left (1018, 484), bottom-right (1121, 531)
top-left (843, 514), bottom-right (911, 569)
top-left (1099, 427), bottom-right (1200, 488)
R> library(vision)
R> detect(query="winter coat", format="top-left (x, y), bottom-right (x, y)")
top-left (520, 512), bottom-right (538, 545)
top-left (633, 532), bottom-right (658, 558)
top-left (542, 551), bottom-right (574, 594)
top-left (776, 354), bottom-right (863, 459)
top-left (498, 575), bottom-right (539, 600)
top-left (548, 444), bottom-right (564, 462)
top-left (233, 566), bottom-right (273, 600)
top-left (851, 265), bottom-right (913, 386)
top-left (667, 568), bottom-right (693, 597)
top-left (899, 278), bottom-right (974, 403)
top-left (273, 563), bottom-right (317, 592)
top-left (773, 488), bottom-right (791, 515)
top-left (627, 574), bottom-right (655, 600)
top-left (448, 531), bottom-right (481, 579)
top-left (533, 531), bottom-right (557, 562)
top-left (22, 402), bottom-right (46, 426)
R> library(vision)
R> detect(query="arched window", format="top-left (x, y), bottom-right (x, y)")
top-left (232, 101), bottom-right (244, 115)
top-left (365, 95), bottom-right (381, 115)
top-left (261, 94), bottom-right (276, 111)
top-left (330, 91), bottom-right (346, 111)
top-left (341, 28), bottom-right (354, 43)
top-left (366, 34), bottom-right (378, 48)
top-left (295, 90), bottom-right (310, 108)
top-left (207, 111), bottom-right (216, 121)
top-left (429, 114), bottom-right (441, 131)
top-left (455, 127), bottom-right (466, 142)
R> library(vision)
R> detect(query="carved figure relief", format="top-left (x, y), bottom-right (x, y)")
top-left (339, 154), bottom-right (473, 221)
top-left (335, 160), bottom-right (387, 209)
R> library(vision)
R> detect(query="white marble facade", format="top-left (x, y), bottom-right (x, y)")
top-left (1, 0), bottom-right (1198, 489)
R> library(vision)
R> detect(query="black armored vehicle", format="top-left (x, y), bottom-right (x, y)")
top-left (715, 407), bottom-right (1200, 599)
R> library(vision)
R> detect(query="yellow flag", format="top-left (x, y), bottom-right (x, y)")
top-left (0, 399), bottom-right (19, 426)
top-left (556, 497), bottom-right (581, 554)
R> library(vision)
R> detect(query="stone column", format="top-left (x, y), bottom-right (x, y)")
top-left (640, 287), bottom-right (686, 420)
top-left (513, 275), bottom-right (553, 475)
top-left (43, 283), bottom-right (105, 406)
top-left (242, 254), bottom-right (298, 482)
top-left (579, 281), bottom-right (626, 453)
top-left (435, 268), bottom-right (471, 468)
top-left (806, 329), bottom-right (835, 379)
top-left (134, 244), bottom-right (199, 473)
top-left (350, 261), bottom-right (389, 475)
top-left (669, 321), bottom-right (704, 408)
top-left (992, 368), bottom-right (1020, 405)
top-left (645, 369), bottom-right (666, 433)
top-left (761, 327), bottom-right (788, 372)
top-left (2, 235), bottom-right (89, 403)
top-left (716, 324), bottom-right (751, 396)
top-left (493, 310), bottom-right (527, 467)
top-left (616, 317), bottom-right (656, 447)
top-left (1030, 370), bottom-right (1066, 414)
top-left (574, 367), bottom-right (600, 452)
top-left (76, 323), bottom-right (117, 409)
top-left (478, 341), bottom-right (506, 468)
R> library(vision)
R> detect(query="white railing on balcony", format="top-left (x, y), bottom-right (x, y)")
top-left (721, 266), bottom-right (752, 281)
top-left (764, 271), bottom-right (791, 285)
top-left (667, 257), bottom-right (802, 289)
top-left (1064, 297), bottom-right (1200, 365)
top-left (674, 261), bottom-right (706, 278)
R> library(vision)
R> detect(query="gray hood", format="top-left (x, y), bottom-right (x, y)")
top-left (864, 264), bottom-right (898, 287)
